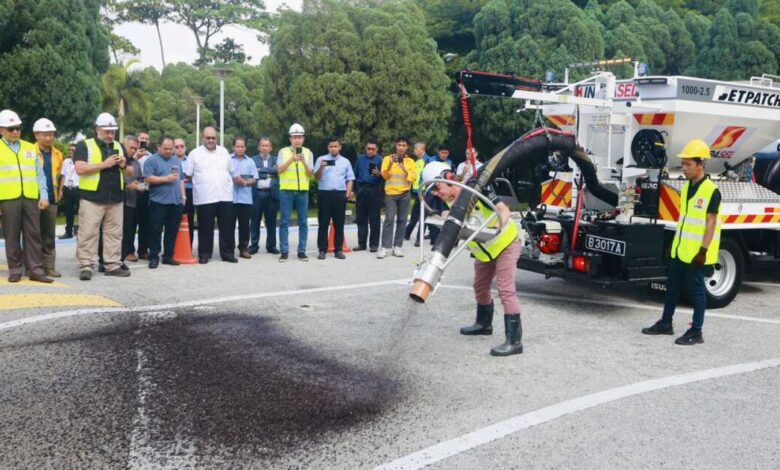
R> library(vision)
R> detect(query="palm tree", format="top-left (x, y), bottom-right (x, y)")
top-left (101, 60), bottom-right (150, 140)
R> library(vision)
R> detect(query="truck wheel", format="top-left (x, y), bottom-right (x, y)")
top-left (704, 237), bottom-right (744, 309)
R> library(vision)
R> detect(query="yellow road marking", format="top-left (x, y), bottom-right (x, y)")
top-left (0, 279), bottom-right (69, 287)
top-left (0, 294), bottom-right (120, 311)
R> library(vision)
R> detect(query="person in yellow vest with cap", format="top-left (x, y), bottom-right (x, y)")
top-left (642, 139), bottom-right (721, 345)
top-left (0, 109), bottom-right (53, 283)
top-left (276, 123), bottom-right (314, 262)
top-left (73, 112), bottom-right (130, 280)
top-left (33, 118), bottom-right (63, 277)
top-left (422, 162), bottom-right (524, 356)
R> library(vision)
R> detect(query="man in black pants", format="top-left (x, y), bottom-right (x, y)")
top-left (314, 136), bottom-right (355, 259)
top-left (229, 137), bottom-right (257, 259)
top-left (144, 136), bottom-right (185, 268)
top-left (58, 144), bottom-right (79, 239)
top-left (352, 139), bottom-right (383, 252)
top-left (184, 127), bottom-right (236, 263)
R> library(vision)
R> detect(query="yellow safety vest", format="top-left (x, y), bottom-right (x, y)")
top-left (671, 177), bottom-right (721, 265)
top-left (382, 155), bottom-right (416, 196)
top-left (80, 138), bottom-right (125, 192)
top-left (0, 139), bottom-right (40, 201)
top-left (278, 146), bottom-right (313, 191)
top-left (467, 201), bottom-right (518, 263)
top-left (412, 159), bottom-right (425, 191)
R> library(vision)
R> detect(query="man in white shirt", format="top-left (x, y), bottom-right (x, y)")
top-left (184, 127), bottom-right (236, 264)
top-left (59, 144), bottom-right (80, 239)
top-left (456, 149), bottom-right (484, 183)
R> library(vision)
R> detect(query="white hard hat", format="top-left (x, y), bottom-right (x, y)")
top-left (95, 112), bottom-right (119, 130)
top-left (422, 161), bottom-right (454, 184)
top-left (288, 123), bottom-right (305, 136)
top-left (0, 109), bottom-right (22, 127)
top-left (33, 118), bottom-right (56, 133)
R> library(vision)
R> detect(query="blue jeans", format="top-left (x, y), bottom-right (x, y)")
top-left (279, 190), bottom-right (308, 254)
top-left (662, 258), bottom-right (707, 330)
top-left (250, 189), bottom-right (278, 251)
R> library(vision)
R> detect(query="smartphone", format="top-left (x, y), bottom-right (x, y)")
top-left (368, 163), bottom-right (377, 173)
top-left (327, 159), bottom-right (336, 166)
top-left (171, 166), bottom-right (179, 176)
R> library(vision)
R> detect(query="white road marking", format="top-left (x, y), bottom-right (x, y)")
top-left (375, 357), bottom-right (780, 470)
top-left (744, 281), bottom-right (780, 288)
top-left (128, 311), bottom-right (198, 469)
top-left (0, 279), bottom-right (409, 333)
top-left (434, 284), bottom-right (780, 325)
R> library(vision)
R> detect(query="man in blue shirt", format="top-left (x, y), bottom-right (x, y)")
top-left (143, 136), bottom-right (185, 269)
top-left (435, 144), bottom-right (453, 167)
top-left (353, 138), bottom-right (383, 252)
top-left (249, 137), bottom-right (280, 255)
top-left (230, 137), bottom-right (257, 259)
top-left (314, 136), bottom-right (355, 259)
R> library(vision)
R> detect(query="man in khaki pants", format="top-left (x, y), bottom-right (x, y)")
top-left (74, 113), bottom-right (131, 280)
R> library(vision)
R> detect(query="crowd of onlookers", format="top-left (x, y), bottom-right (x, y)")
top-left (0, 109), bottom-right (482, 282)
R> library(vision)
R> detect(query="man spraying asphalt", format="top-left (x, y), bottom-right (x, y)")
top-left (421, 162), bottom-right (523, 357)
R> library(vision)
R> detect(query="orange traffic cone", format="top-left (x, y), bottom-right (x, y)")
top-left (326, 221), bottom-right (351, 253)
top-left (173, 214), bottom-right (197, 264)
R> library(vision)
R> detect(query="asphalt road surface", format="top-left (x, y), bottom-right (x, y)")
top-left (1, 226), bottom-right (779, 469)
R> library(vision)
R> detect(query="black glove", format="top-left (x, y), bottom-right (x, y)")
top-left (693, 247), bottom-right (707, 267)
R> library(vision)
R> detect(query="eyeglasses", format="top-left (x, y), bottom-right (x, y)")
top-left (5, 127), bottom-right (21, 132)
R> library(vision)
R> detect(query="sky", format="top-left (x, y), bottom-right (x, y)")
top-left (113, 0), bottom-right (302, 70)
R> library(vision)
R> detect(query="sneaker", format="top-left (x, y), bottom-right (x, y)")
top-left (376, 248), bottom-right (387, 259)
top-left (298, 252), bottom-right (309, 262)
top-left (105, 268), bottom-right (131, 277)
top-left (279, 253), bottom-right (289, 262)
top-left (79, 270), bottom-right (92, 281)
top-left (392, 247), bottom-right (404, 257)
top-left (317, 251), bottom-right (326, 260)
top-left (641, 320), bottom-right (674, 336)
top-left (675, 328), bottom-right (704, 345)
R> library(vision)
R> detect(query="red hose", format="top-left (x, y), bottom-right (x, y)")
top-left (571, 176), bottom-right (584, 251)
top-left (459, 82), bottom-right (477, 175)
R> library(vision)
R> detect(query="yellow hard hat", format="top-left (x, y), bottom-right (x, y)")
top-left (678, 139), bottom-right (711, 160)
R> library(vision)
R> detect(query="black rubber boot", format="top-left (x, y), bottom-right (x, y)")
top-left (490, 314), bottom-right (523, 356)
top-left (460, 303), bottom-right (494, 335)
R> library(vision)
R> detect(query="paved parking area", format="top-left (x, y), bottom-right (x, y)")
top-left (1, 227), bottom-right (779, 469)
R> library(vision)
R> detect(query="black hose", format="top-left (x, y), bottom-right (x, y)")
top-left (570, 150), bottom-right (619, 207)
top-left (432, 129), bottom-right (578, 258)
top-left (762, 157), bottom-right (780, 194)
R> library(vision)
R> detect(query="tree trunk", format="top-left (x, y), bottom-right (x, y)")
top-left (155, 20), bottom-right (166, 68)
top-left (119, 97), bottom-right (126, 141)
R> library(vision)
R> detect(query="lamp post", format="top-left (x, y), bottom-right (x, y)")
top-left (193, 96), bottom-right (204, 147)
top-left (214, 66), bottom-right (230, 148)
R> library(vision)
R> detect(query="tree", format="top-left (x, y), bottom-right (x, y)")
top-left (467, 0), bottom-right (604, 155)
top-left (167, 0), bottom-right (266, 64)
top-left (0, 0), bottom-right (110, 135)
top-left (112, 0), bottom-right (170, 68)
top-left (689, 6), bottom-right (778, 78)
top-left (261, 0), bottom-right (452, 153)
top-left (195, 38), bottom-right (249, 66)
top-left (101, 60), bottom-right (151, 140)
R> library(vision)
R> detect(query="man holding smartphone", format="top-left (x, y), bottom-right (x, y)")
top-left (353, 139), bottom-right (383, 252)
top-left (143, 136), bottom-right (185, 268)
top-left (131, 131), bottom-right (152, 260)
top-left (276, 123), bottom-right (314, 262)
top-left (73, 113), bottom-right (130, 279)
top-left (378, 136), bottom-right (417, 258)
top-left (314, 136), bottom-right (355, 259)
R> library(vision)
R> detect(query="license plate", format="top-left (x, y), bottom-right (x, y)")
top-left (586, 235), bottom-right (626, 257)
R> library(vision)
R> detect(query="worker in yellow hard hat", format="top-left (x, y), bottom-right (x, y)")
top-left (642, 139), bottom-right (721, 345)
